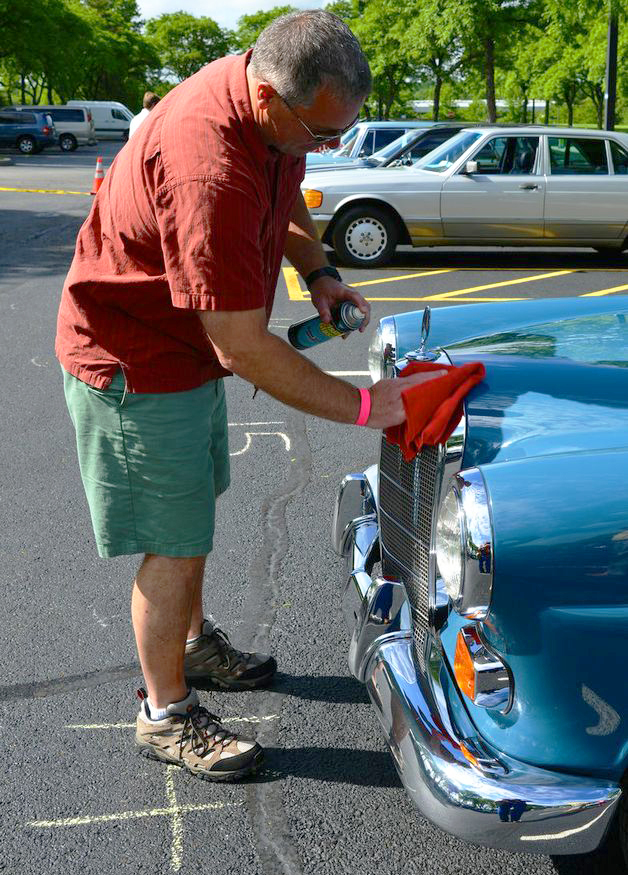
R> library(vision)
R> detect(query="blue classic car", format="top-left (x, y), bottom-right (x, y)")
top-left (333, 295), bottom-right (628, 860)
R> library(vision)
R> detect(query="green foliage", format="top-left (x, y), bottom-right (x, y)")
top-left (3, 0), bottom-right (628, 127)
top-left (234, 7), bottom-right (297, 51)
top-left (145, 12), bottom-right (232, 83)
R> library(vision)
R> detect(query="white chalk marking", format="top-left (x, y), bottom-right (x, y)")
top-left (66, 715), bottom-right (280, 730)
top-left (165, 767), bottom-right (184, 872)
top-left (228, 421), bottom-right (284, 427)
top-left (28, 798), bottom-right (241, 829)
top-left (230, 431), bottom-right (291, 456)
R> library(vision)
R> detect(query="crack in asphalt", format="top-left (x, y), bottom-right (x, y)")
top-left (242, 409), bottom-right (311, 875)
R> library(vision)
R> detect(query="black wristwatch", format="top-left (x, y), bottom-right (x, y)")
top-left (304, 265), bottom-right (343, 290)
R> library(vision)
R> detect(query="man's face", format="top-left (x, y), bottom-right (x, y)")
top-left (257, 82), bottom-right (364, 158)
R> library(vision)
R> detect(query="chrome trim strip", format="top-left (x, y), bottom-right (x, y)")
top-left (366, 636), bottom-right (620, 855)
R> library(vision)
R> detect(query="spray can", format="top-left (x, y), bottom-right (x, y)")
top-left (288, 302), bottom-right (365, 350)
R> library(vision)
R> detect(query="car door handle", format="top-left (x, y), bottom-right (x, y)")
top-left (519, 183), bottom-right (540, 190)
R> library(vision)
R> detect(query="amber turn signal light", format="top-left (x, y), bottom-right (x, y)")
top-left (454, 627), bottom-right (478, 701)
top-left (303, 189), bottom-right (323, 208)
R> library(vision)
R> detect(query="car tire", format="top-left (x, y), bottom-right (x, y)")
top-left (59, 133), bottom-right (77, 152)
top-left (17, 135), bottom-right (36, 155)
top-left (332, 205), bottom-right (398, 268)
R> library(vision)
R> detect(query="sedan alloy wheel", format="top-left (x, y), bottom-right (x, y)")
top-left (332, 205), bottom-right (398, 268)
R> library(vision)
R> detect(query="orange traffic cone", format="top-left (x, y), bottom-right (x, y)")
top-left (90, 156), bottom-right (104, 195)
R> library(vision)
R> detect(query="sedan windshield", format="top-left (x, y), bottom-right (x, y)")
top-left (414, 130), bottom-right (483, 173)
top-left (334, 126), bottom-right (360, 157)
top-left (369, 129), bottom-right (420, 164)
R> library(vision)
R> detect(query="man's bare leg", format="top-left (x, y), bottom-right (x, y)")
top-left (131, 553), bottom-right (206, 708)
top-left (187, 559), bottom-right (207, 641)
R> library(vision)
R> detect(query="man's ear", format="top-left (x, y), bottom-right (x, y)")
top-left (256, 82), bottom-right (275, 110)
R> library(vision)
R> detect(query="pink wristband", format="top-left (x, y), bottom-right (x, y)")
top-left (355, 387), bottom-right (371, 426)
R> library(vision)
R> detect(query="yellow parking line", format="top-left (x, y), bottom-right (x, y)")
top-left (420, 270), bottom-right (574, 301)
top-left (580, 284), bottom-right (628, 297)
top-left (283, 267), bottom-right (309, 301)
top-left (351, 268), bottom-right (455, 288)
top-left (0, 185), bottom-right (91, 196)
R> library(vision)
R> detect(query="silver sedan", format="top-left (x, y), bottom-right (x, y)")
top-left (302, 126), bottom-right (628, 268)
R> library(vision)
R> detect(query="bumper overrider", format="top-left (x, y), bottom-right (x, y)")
top-left (332, 466), bottom-right (621, 856)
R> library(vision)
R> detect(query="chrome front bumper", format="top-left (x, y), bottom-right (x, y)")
top-left (333, 468), bottom-right (621, 856)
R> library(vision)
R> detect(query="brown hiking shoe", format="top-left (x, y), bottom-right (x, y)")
top-left (184, 619), bottom-right (277, 690)
top-left (135, 688), bottom-right (263, 782)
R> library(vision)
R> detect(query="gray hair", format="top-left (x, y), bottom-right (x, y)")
top-left (249, 10), bottom-right (371, 108)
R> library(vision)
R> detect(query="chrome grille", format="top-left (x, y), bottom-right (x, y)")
top-left (379, 439), bottom-right (441, 671)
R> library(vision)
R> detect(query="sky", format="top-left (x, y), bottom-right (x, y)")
top-left (137, 0), bottom-right (326, 31)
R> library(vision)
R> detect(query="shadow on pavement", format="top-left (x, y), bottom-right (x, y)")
top-left (253, 745), bottom-right (400, 788)
top-left (328, 248), bottom-right (628, 273)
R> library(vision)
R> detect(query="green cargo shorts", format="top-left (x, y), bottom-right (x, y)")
top-left (62, 368), bottom-right (230, 558)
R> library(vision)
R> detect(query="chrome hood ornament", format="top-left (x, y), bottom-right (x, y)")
top-left (406, 306), bottom-right (439, 362)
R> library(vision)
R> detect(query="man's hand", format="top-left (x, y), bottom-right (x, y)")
top-left (309, 276), bottom-right (371, 332)
top-left (367, 370), bottom-right (447, 429)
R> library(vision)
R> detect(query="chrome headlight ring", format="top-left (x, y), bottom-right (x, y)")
top-left (368, 315), bottom-right (396, 383)
top-left (435, 468), bottom-right (494, 620)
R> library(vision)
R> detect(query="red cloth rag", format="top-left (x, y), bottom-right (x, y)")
top-left (385, 361), bottom-right (486, 462)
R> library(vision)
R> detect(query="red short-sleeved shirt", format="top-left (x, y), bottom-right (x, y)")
top-left (55, 52), bottom-right (306, 392)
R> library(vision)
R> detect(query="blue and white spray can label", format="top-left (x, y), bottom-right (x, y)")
top-left (288, 302), bottom-right (365, 350)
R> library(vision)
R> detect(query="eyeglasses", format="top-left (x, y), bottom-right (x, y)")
top-left (275, 92), bottom-right (360, 143)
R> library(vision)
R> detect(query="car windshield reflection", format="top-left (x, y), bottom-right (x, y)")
top-left (414, 130), bottom-right (483, 173)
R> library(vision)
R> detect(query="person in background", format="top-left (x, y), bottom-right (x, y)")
top-left (128, 91), bottom-right (160, 138)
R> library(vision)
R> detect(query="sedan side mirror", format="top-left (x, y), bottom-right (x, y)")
top-left (463, 160), bottom-right (479, 175)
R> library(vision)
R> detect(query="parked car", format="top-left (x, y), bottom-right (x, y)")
top-left (306, 120), bottom-right (437, 170)
top-left (303, 125), bottom-right (628, 267)
top-left (67, 100), bottom-right (133, 140)
top-left (10, 105), bottom-right (96, 151)
top-left (0, 109), bottom-right (56, 153)
top-left (333, 294), bottom-right (628, 861)
top-left (305, 124), bottom-right (474, 174)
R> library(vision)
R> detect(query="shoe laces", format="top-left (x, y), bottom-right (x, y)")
top-left (211, 627), bottom-right (251, 671)
top-left (179, 704), bottom-right (236, 760)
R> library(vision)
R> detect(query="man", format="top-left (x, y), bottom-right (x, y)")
top-left (128, 91), bottom-right (160, 138)
top-left (56, 11), bottom-right (444, 783)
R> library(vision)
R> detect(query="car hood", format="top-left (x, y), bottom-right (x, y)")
top-left (301, 164), bottom-right (424, 192)
top-left (392, 298), bottom-right (628, 467)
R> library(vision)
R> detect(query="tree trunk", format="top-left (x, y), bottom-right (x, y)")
top-left (20, 72), bottom-right (25, 104)
top-left (544, 98), bottom-right (550, 124)
top-left (567, 100), bottom-right (574, 126)
top-left (47, 82), bottom-right (54, 103)
top-left (485, 36), bottom-right (496, 122)
top-left (521, 95), bottom-right (528, 124)
top-left (433, 75), bottom-right (442, 121)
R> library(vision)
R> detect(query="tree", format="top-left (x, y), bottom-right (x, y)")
top-left (234, 7), bottom-right (296, 51)
top-left (403, 0), bottom-right (465, 120)
top-left (351, 0), bottom-right (417, 118)
top-left (145, 12), bottom-right (232, 83)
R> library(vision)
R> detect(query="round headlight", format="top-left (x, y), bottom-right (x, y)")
top-left (435, 470), bottom-right (494, 619)
top-left (435, 485), bottom-right (464, 601)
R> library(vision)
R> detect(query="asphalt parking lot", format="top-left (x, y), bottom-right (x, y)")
top-left (1, 141), bottom-right (627, 875)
